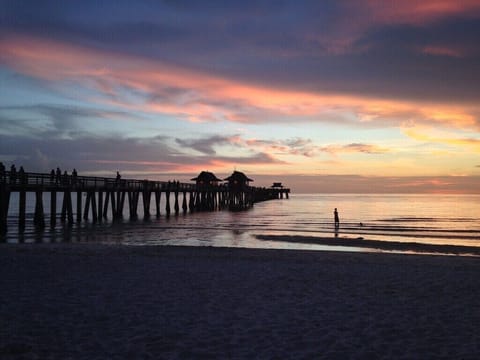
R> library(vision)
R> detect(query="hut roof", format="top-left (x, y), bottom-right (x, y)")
top-left (191, 171), bottom-right (222, 182)
top-left (224, 170), bottom-right (253, 182)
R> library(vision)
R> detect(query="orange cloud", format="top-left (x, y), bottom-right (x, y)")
top-left (1, 35), bottom-right (479, 132)
top-left (404, 127), bottom-right (480, 151)
top-left (90, 156), bottom-right (273, 174)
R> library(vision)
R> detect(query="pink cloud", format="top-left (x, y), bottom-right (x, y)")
top-left (306, 0), bottom-right (480, 56)
top-left (320, 143), bottom-right (390, 155)
top-left (1, 34), bottom-right (479, 133)
top-left (364, 0), bottom-right (480, 25)
top-left (422, 45), bottom-right (464, 58)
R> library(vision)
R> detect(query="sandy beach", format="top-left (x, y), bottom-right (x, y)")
top-left (1, 244), bottom-right (480, 359)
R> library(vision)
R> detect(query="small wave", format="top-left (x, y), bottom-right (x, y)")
top-left (378, 217), bottom-right (476, 223)
top-left (378, 217), bottom-right (437, 222)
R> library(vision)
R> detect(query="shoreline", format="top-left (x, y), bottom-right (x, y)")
top-left (3, 227), bottom-right (480, 257)
top-left (255, 234), bottom-right (480, 257)
top-left (2, 243), bottom-right (480, 358)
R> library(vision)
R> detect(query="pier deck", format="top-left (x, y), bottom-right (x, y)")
top-left (0, 171), bottom-right (289, 234)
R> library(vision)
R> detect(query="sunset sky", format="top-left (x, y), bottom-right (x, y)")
top-left (1, 0), bottom-right (480, 193)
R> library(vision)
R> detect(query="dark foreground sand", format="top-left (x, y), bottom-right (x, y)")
top-left (1, 244), bottom-right (480, 359)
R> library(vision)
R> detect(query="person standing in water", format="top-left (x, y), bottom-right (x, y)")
top-left (334, 208), bottom-right (339, 229)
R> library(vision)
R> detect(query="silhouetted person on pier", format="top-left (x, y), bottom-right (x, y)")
top-left (10, 164), bottom-right (16, 184)
top-left (50, 169), bottom-right (55, 184)
top-left (19, 166), bottom-right (26, 185)
top-left (63, 170), bottom-right (69, 185)
top-left (72, 168), bottom-right (78, 185)
top-left (334, 208), bottom-right (339, 229)
top-left (56, 167), bottom-right (61, 184)
top-left (115, 171), bottom-right (122, 188)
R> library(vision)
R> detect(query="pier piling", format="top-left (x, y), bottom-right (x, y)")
top-left (98, 191), bottom-right (103, 222)
top-left (165, 191), bottom-right (171, 216)
top-left (155, 191), bottom-right (161, 217)
top-left (0, 184), bottom-right (10, 234)
top-left (142, 191), bottom-right (151, 218)
top-left (50, 191), bottom-right (56, 229)
top-left (19, 190), bottom-right (26, 231)
top-left (0, 170), bottom-right (290, 234)
top-left (34, 191), bottom-right (45, 229)
top-left (174, 191), bottom-right (179, 215)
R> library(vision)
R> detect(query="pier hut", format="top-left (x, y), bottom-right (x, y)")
top-left (190, 171), bottom-right (223, 211)
top-left (270, 182), bottom-right (290, 199)
top-left (271, 182), bottom-right (288, 199)
top-left (224, 171), bottom-right (253, 188)
top-left (224, 171), bottom-right (254, 210)
top-left (191, 171), bottom-right (222, 186)
top-left (0, 168), bottom-right (290, 234)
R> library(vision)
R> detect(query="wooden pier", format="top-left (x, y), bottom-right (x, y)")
top-left (0, 171), bottom-right (289, 234)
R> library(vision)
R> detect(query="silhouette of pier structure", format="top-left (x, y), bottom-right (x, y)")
top-left (0, 170), bottom-right (289, 234)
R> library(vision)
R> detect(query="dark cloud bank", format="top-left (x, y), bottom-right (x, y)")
top-left (2, 0), bottom-right (480, 104)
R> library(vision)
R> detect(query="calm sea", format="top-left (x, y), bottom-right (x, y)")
top-left (2, 193), bottom-right (480, 256)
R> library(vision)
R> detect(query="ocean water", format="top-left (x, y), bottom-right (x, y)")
top-left (2, 193), bottom-right (480, 255)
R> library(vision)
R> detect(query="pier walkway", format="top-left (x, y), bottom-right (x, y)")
top-left (0, 171), bottom-right (289, 233)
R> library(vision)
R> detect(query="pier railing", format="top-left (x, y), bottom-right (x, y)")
top-left (0, 171), bottom-right (290, 234)
top-left (1, 171), bottom-right (198, 191)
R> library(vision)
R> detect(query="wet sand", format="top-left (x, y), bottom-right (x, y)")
top-left (256, 234), bottom-right (480, 256)
top-left (1, 244), bottom-right (480, 359)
